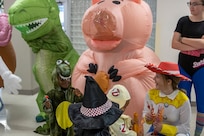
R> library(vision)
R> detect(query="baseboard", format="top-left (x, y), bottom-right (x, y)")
top-left (18, 87), bottom-right (39, 95)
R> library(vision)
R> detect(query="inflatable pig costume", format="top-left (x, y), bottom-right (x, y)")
top-left (72, 0), bottom-right (160, 119)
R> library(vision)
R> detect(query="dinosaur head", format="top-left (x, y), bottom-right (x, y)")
top-left (8, 0), bottom-right (61, 41)
top-left (52, 60), bottom-right (72, 90)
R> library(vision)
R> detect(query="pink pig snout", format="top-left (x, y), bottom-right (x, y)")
top-left (82, 3), bottom-right (123, 41)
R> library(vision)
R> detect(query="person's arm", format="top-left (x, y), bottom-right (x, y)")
top-left (171, 32), bottom-right (197, 51)
top-left (159, 100), bottom-right (191, 135)
top-left (181, 36), bottom-right (204, 49)
top-left (73, 88), bottom-right (83, 102)
top-left (176, 100), bottom-right (191, 134)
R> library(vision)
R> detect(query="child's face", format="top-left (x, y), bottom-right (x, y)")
top-left (154, 73), bottom-right (173, 94)
top-left (57, 75), bottom-right (71, 89)
top-left (154, 74), bottom-right (167, 91)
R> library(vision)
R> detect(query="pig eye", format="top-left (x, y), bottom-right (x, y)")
top-left (112, 1), bottom-right (120, 4)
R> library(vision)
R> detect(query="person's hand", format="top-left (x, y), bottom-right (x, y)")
top-left (153, 121), bottom-right (162, 133)
top-left (145, 112), bottom-right (155, 122)
top-left (44, 100), bottom-right (51, 109)
top-left (73, 88), bottom-right (82, 97)
top-left (43, 95), bottom-right (51, 109)
top-left (2, 71), bottom-right (22, 94)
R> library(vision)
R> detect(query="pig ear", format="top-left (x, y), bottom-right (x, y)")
top-left (132, 0), bottom-right (141, 4)
top-left (92, 0), bottom-right (100, 5)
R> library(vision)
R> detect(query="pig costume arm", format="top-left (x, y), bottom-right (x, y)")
top-left (72, 49), bottom-right (95, 80)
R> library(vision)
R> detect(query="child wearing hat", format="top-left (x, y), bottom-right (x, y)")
top-left (107, 84), bottom-right (137, 136)
top-left (68, 76), bottom-right (123, 136)
top-left (143, 62), bottom-right (191, 136)
top-left (34, 60), bottom-right (83, 135)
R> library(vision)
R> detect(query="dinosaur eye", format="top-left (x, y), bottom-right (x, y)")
top-left (64, 60), bottom-right (70, 65)
top-left (56, 60), bottom-right (63, 65)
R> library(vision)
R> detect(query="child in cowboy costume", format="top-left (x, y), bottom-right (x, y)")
top-left (143, 62), bottom-right (191, 136)
top-left (68, 76), bottom-right (123, 136)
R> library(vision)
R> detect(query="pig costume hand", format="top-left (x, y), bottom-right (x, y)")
top-left (71, 0), bottom-right (160, 119)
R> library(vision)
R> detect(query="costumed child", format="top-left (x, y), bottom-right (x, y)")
top-left (34, 60), bottom-right (83, 135)
top-left (68, 76), bottom-right (123, 136)
top-left (107, 84), bottom-right (137, 136)
top-left (143, 62), bottom-right (191, 136)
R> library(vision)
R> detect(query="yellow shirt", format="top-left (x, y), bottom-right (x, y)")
top-left (143, 89), bottom-right (191, 135)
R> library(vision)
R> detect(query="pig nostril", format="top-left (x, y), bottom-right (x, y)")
top-left (112, 1), bottom-right (120, 5)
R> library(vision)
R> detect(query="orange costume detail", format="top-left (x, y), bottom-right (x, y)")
top-left (71, 0), bottom-right (160, 119)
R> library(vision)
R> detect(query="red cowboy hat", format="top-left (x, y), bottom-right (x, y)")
top-left (145, 62), bottom-right (191, 81)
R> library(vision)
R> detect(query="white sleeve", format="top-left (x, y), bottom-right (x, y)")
top-left (0, 56), bottom-right (22, 94)
top-left (176, 99), bottom-right (191, 134)
top-left (143, 93), bottom-right (151, 118)
top-left (0, 56), bottom-right (10, 76)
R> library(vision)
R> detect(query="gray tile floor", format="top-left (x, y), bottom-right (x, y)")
top-left (0, 90), bottom-right (203, 136)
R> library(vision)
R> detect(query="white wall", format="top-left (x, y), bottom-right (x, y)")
top-left (4, 0), bottom-right (38, 91)
top-left (155, 0), bottom-right (189, 61)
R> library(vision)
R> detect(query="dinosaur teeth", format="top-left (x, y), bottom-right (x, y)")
top-left (15, 18), bottom-right (48, 34)
top-left (59, 74), bottom-right (71, 80)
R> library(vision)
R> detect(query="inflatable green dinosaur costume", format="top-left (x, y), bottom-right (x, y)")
top-left (8, 0), bottom-right (80, 122)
